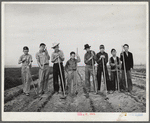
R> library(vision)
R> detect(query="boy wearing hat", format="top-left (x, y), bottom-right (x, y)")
top-left (120, 44), bottom-right (134, 93)
top-left (36, 43), bottom-right (50, 96)
top-left (109, 49), bottom-right (121, 92)
top-left (84, 44), bottom-right (97, 96)
top-left (18, 46), bottom-right (33, 96)
top-left (65, 51), bottom-right (81, 96)
top-left (51, 43), bottom-right (66, 95)
top-left (96, 45), bottom-right (111, 93)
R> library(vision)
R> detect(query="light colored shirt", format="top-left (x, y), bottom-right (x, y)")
top-left (65, 57), bottom-right (81, 71)
top-left (113, 56), bottom-right (116, 61)
top-left (126, 52), bottom-right (128, 56)
top-left (18, 54), bottom-right (33, 67)
top-left (51, 50), bottom-right (65, 63)
top-left (36, 51), bottom-right (49, 65)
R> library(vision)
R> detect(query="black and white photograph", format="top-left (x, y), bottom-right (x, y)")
top-left (2, 1), bottom-right (149, 121)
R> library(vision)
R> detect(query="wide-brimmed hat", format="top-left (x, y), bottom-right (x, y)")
top-left (84, 44), bottom-right (91, 50)
top-left (52, 42), bottom-right (60, 49)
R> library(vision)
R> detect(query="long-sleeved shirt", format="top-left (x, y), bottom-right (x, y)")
top-left (18, 54), bottom-right (33, 67)
top-left (51, 50), bottom-right (65, 63)
top-left (84, 50), bottom-right (96, 66)
top-left (36, 51), bottom-right (50, 66)
top-left (65, 56), bottom-right (81, 71)
top-left (120, 51), bottom-right (134, 71)
top-left (96, 51), bottom-right (108, 67)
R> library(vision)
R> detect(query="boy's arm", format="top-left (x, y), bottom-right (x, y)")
top-left (118, 57), bottom-right (121, 69)
top-left (131, 53), bottom-right (134, 69)
top-left (96, 54), bottom-right (101, 64)
top-left (120, 53), bottom-right (123, 61)
top-left (18, 56), bottom-right (22, 64)
top-left (45, 47), bottom-right (50, 60)
top-left (104, 53), bottom-right (108, 64)
top-left (28, 55), bottom-right (33, 67)
top-left (84, 54), bottom-right (88, 64)
top-left (51, 53), bottom-right (58, 63)
top-left (76, 54), bottom-right (81, 63)
top-left (65, 61), bottom-right (69, 73)
top-left (59, 51), bottom-right (65, 61)
top-left (36, 53), bottom-right (42, 69)
top-left (109, 58), bottom-right (115, 66)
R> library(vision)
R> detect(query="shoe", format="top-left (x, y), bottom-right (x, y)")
top-left (84, 93), bottom-right (89, 97)
top-left (55, 92), bottom-right (59, 95)
top-left (25, 93), bottom-right (29, 96)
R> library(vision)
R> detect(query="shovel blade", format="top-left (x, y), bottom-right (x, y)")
top-left (60, 95), bottom-right (67, 99)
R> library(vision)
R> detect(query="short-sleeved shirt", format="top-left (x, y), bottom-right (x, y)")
top-left (65, 57), bottom-right (80, 71)
top-left (36, 51), bottom-right (49, 65)
top-left (18, 54), bottom-right (33, 67)
top-left (51, 50), bottom-right (65, 63)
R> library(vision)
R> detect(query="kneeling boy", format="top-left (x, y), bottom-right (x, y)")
top-left (65, 51), bottom-right (81, 96)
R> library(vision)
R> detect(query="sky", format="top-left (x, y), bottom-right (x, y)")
top-left (3, 2), bottom-right (147, 67)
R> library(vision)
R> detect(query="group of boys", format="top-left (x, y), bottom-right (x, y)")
top-left (18, 42), bottom-right (133, 97)
top-left (84, 43), bottom-right (134, 96)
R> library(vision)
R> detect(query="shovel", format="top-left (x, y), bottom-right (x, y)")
top-left (58, 58), bottom-right (67, 99)
top-left (75, 48), bottom-right (79, 95)
top-left (27, 65), bottom-right (37, 95)
top-left (102, 57), bottom-right (109, 100)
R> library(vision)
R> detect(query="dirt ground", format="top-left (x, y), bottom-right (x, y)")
top-left (4, 67), bottom-right (146, 112)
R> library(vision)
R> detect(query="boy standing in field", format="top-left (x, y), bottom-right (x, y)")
top-left (18, 46), bottom-right (33, 96)
top-left (84, 44), bottom-right (97, 96)
top-left (96, 45), bottom-right (111, 93)
top-left (120, 44), bottom-right (134, 93)
top-left (109, 49), bottom-right (121, 92)
top-left (36, 43), bottom-right (50, 96)
top-left (51, 43), bottom-right (66, 95)
top-left (65, 51), bottom-right (81, 96)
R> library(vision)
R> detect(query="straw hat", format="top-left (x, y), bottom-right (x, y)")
top-left (52, 42), bottom-right (60, 49)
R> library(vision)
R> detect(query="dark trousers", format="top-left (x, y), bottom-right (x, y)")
top-left (97, 65), bottom-right (111, 91)
top-left (120, 70), bottom-right (132, 92)
top-left (53, 63), bottom-right (66, 92)
top-left (110, 71), bottom-right (120, 91)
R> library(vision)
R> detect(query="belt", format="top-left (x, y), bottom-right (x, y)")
top-left (68, 69), bottom-right (76, 71)
top-left (54, 62), bottom-right (63, 65)
top-left (41, 63), bottom-right (49, 66)
top-left (86, 64), bottom-right (93, 67)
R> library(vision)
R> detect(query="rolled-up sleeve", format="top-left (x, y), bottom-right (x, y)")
top-left (18, 55), bottom-right (22, 64)
top-left (36, 53), bottom-right (40, 62)
top-left (51, 53), bottom-right (55, 63)
top-left (60, 50), bottom-right (65, 61)
top-left (30, 55), bottom-right (33, 62)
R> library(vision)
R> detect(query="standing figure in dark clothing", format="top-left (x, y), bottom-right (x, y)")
top-left (96, 45), bottom-right (111, 93)
top-left (120, 44), bottom-right (134, 93)
top-left (109, 49), bottom-right (121, 92)
top-left (51, 42), bottom-right (66, 95)
top-left (84, 44), bottom-right (97, 96)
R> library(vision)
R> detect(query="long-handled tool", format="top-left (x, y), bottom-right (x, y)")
top-left (27, 67), bottom-right (37, 95)
top-left (122, 46), bottom-right (128, 91)
top-left (75, 48), bottom-right (79, 95)
top-left (115, 59), bottom-right (120, 92)
top-left (92, 58), bottom-right (98, 94)
top-left (102, 57), bottom-right (108, 96)
top-left (58, 58), bottom-right (66, 99)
